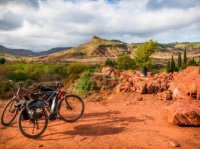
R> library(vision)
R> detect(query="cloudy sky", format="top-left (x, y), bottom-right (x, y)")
top-left (0, 0), bottom-right (200, 51)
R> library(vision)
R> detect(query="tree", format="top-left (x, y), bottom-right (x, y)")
top-left (177, 52), bottom-right (182, 69)
top-left (170, 55), bottom-right (176, 72)
top-left (0, 57), bottom-right (6, 64)
top-left (134, 40), bottom-right (158, 68)
top-left (183, 48), bottom-right (187, 65)
top-left (116, 55), bottom-right (135, 70)
top-left (166, 61), bottom-right (171, 72)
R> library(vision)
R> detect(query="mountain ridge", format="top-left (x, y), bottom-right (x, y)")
top-left (0, 45), bottom-right (72, 57)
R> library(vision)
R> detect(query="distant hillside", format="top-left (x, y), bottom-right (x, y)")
top-left (1, 37), bottom-right (200, 64)
top-left (0, 45), bottom-right (35, 56)
top-left (36, 47), bottom-right (72, 56)
top-left (0, 45), bottom-right (71, 57)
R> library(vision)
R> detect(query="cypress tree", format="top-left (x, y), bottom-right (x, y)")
top-left (166, 61), bottom-right (171, 72)
top-left (170, 55), bottom-right (176, 72)
top-left (177, 52), bottom-right (182, 68)
top-left (183, 48), bottom-right (187, 65)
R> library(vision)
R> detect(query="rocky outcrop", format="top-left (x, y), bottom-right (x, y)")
top-left (171, 66), bottom-right (200, 99)
top-left (166, 99), bottom-right (200, 126)
top-left (100, 67), bottom-right (173, 101)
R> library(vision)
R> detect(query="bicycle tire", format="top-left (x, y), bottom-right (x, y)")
top-left (18, 107), bottom-right (48, 139)
top-left (57, 94), bottom-right (85, 122)
top-left (1, 98), bottom-right (19, 126)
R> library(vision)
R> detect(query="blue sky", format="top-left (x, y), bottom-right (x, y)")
top-left (0, 0), bottom-right (200, 51)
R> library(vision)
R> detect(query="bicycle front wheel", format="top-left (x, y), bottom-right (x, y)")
top-left (58, 95), bottom-right (85, 122)
top-left (1, 98), bottom-right (19, 126)
top-left (18, 107), bottom-right (48, 138)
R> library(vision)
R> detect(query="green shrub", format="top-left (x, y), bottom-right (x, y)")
top-left (75, 71), bottom-right (95, 95)
top-left (0, 81), bottom-right (12, 95)
top-left (0, 57), bottom-right (6, 64)
top-left (8, 71), bottom-right (28, 81)
top-left (116, 55), bottom-right (136, 70)
top-left (66, 63), bottom-right (89, 80)
top-left (188, 58), bottom-right (198, 66)
top-left (104, 58), bottom-right (116, 68)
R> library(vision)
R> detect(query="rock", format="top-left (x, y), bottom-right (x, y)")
top-left (166, 99), bottom-right (200, 126)
top-left (160, 82), bottom-right (169, 91)
top-left (147, 83), bottom-right (154, 94)
top-left (168, 140), bottom-right (180, 147)
top-left (157, 90), bottom-right (172, 101)
top-left (136, 96), bottom-right (143, 101)
top-left (171, 66), bottom-right (200, 99)
top-left (137, 81), bottom-right (147, 94)
top-left (38, 144), bottom-right (44, 148)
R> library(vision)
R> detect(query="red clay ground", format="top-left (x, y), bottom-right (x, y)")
top-left (0, 93), bottom-right (200, 149)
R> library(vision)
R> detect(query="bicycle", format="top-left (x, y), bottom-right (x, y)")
top-left (1, 81), bottom-right (37, 126)
top-left (18, 82), bottom-right (85, 138)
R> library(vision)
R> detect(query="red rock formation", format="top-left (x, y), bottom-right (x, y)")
top-left (166, 99), bottom-right (200, 126)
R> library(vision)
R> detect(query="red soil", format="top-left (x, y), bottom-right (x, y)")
top-left (1, 93), bottom-right (200, 149)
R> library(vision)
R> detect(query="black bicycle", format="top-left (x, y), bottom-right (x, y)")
top-left (18, 82), bottom-right (85, 138)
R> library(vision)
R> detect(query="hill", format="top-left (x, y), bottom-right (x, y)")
top-left (0, 45), bottom-right (71, 57)
top-left (37, 36), bottom-right (200, 63)
top-left (38, 36), bottom-right (132, 62)
top-left (36, 47), bottom-right (72, 56)
top-left (0, 45), bottom-right (35, 56)
top-left (1, 37), bottom-right (200, 64)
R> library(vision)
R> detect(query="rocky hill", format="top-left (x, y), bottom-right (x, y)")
top-left (40, 36), bottom-right (131, 60)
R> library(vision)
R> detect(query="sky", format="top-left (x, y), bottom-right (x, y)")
top-left (0, 0), bottom-right (200, 51)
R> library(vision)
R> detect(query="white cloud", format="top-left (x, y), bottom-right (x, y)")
top-left (0, 0), bottom-right (200, 51)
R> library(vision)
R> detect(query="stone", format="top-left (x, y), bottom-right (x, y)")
top-left (136, 96), bottom-right (143, 101)
top-left (168, 140), bottom-right (180, 148)
top-left (166, 99), bottom-right (200, 126)
top-left (157, 90), bottom-right (172, 101)
top-left (137, 81), bottom-right (147, 94)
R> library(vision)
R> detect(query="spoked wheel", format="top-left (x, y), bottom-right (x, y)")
top-left (58, 95), bottom-right (85, 122)
top-left (18, 107), bottom-right (48, 138)
top-left (1, 98), bottom-right (19, 126)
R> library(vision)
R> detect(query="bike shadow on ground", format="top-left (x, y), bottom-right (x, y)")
top-left (40, 110), bottom-right (147, 141)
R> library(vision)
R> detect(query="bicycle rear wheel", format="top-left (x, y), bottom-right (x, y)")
top-left (58, 95), bottom-right (85, 122)
top-left (18, 107), bottom-right (48, 138)
top-left (1, 98), bottom-right (19, 126)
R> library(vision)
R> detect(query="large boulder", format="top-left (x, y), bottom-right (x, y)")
top-left (166, 99), bottom-right (200, 126)
top-left (171, 66), bottom-right (200, 99)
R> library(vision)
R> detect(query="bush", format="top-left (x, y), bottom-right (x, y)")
top-left (75, 71), bottom-right (95, 95)
top-left (0, 57), bottom-right (6, 64)
top-left (0, 81), bottom-right (12, 95)
top-left (104, 58), bottom-right (116, 68)
top-left (66, 63), bottom-right (89, 80)
top-left (116, 55), bottom-right (136, 70)
top-left (8, 71), bottom-right (28, 81)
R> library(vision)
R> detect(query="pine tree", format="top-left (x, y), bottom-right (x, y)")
top-left (183, 48), bottom-right (187, 65)
top-left (177, 52), bottom-right (182, 68)
top-left (170, 55), bottom-right (176, 72)
top-left (166, 61), bottom-right (171, 72)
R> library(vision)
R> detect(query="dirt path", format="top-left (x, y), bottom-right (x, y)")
top-left (0, 93), bottom-right (200, 149)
